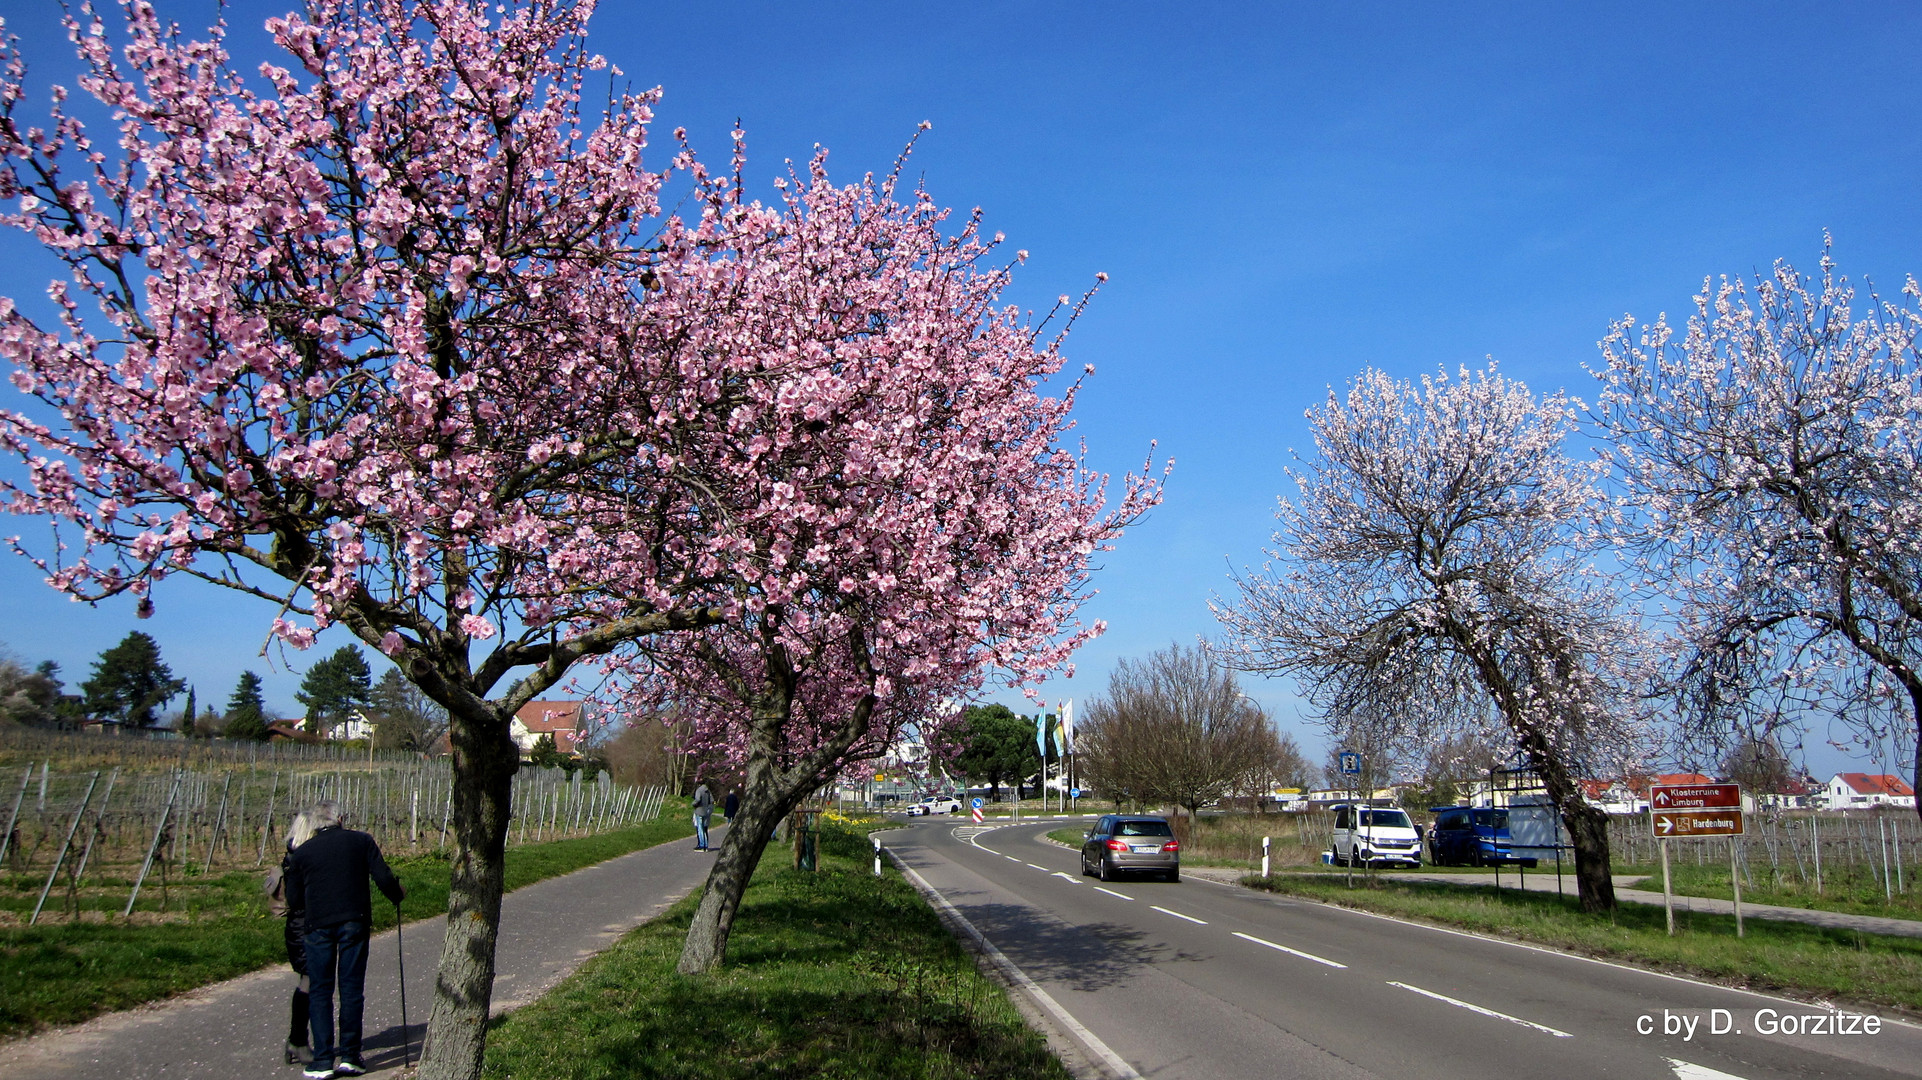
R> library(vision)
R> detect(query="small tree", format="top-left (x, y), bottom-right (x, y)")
top-left (1076, 643), bottom-right (1279, 817)
top-left (369, 668), bottom-right (447, 751)
top-left (1597, 248), bottom-right (1922, 820)
top-left (1215, 364), bottom-right (1651, 912)
top-left (0, 651), bottom-right (65, 727)
top-left (224, 671), bottom-right (273, 742)
top-left (942, 704), bottom-right (1042, 799)
top-left (80, 632), bottom-right (184, 728)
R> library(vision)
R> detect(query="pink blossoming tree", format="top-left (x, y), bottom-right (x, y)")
top-left (1597, 249), bottom-right (1922, 817)
top-left (597, 147), bottom-right (1165, 973)
top-left (0, 3), bottom-right (732, 1076)
top-left (1214, 364), bottom-right (1650, 912)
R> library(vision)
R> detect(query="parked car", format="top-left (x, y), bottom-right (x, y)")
top-left (908, 795), bottom-right (963, 816)
top-left (1426, 805), bottom-right (1538, 867)
top-left (1329, 803), bottom-right (1422, 868)
top-left (1080, 815), bottom-right (1180, 882)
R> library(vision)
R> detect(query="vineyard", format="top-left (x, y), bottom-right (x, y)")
top-left (0, 727), bottom-right (671, 926)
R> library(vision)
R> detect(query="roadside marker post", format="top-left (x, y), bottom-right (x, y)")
top-left (872, 834), bottom-right (883, 877)
top-left (1262, 836), bottom-right (1271, 879)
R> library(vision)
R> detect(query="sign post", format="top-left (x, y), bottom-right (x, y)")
top-left (1649, 783), bottom-right (1744, 936)
top-left (1339, 750), bottom-right (1360, 889)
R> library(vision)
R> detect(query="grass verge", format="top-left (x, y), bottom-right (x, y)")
top-left (1243, 873), bottom-right (1922, 1014)
top-left (481, 817), bottom-right (1069, 1080)
top-left (1625, 861), bottom-right (1922, 921)
top-left (0, 812), bottom-right (693, 1040)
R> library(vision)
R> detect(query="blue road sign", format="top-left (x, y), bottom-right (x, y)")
top-left (1070, 788), bottom-right (1082, 798)
top-left (971, 798), bottom-right (983, 808)
top-left (1339, 751), bottom-right (1361, 775)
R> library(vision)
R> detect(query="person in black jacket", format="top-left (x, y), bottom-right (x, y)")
top-left (285, 800), bottom-right (405, 1079)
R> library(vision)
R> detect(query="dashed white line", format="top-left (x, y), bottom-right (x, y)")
top-left (1027, 863), bottom-right (1049, 871)
top-left (1151, 905), bottom-right (1208, 925)
top-left (1094, 887), bottom-right (1134, 901)
top-left (1668, 1059), bottom-right (1751, 1080)
top-left (1232, 931), bottom-right (1346, 969)
top-left (1386, 981), bottom-right (1572, 1038)
top-left (1005, 855), bottom-right (1022, 862)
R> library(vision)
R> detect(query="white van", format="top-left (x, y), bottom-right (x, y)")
top-left (1330, 804), bottom-right (1422, 868)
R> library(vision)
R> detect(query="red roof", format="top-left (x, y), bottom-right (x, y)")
top-left (1654, 772), bottom-right (1716, 788)
top-left (515, 700), bottom-right (585, 746)
top-left (1834, 773), bottom-right (1915, 797)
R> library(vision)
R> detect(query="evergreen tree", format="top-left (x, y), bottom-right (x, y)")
top-left (296, 646), bottom-right (373, 734)
top-left (224, 671), bottom-right (272, 742)
top-left (944, 704), bottom-right (1043, 800)
top-left (179, 685), bottom-right (197, 736)
top-left (80, 632), bottom-right (184, 728)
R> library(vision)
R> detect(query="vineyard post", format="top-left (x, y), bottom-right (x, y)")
top-left (125, 770), bottom-right (183, 918)
top-left (31, 770), bottom-right (100, 925)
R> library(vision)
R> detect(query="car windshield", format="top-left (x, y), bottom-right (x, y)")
top-left (1359, 810), bottom-right (1411, 829)
top-left (1116, 820), bottom-right (1173, 837)
top-left (1473, 809), bottom-right (1509, 829)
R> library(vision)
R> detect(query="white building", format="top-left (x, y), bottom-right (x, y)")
top-left (1824, 772), bottom-right (1916, 809)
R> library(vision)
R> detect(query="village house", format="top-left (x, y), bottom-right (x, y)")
top-left (1823, 773), bottom-right (1916, 810)
top-left (511, 700), bottom-right (587, 758)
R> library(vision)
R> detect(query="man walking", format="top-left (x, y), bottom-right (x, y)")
top-left (692, 782), bottom-right (714, 851)
top-left (286, 800), bottom-right (405, 1079)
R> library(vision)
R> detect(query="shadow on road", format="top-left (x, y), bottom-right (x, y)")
top-left (959, 899), bottom-right (1206, 993)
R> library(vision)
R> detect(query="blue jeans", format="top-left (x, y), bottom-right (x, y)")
top-left (305, 920), bottom-right (370, 1067)
top-left (694, 813), bottom-right (710, 849)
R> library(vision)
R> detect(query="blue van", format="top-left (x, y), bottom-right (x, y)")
top-left (1426, 806), bottom-right (1538, 867)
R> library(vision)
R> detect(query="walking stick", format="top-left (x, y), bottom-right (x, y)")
top-left (395, 900), bottom-right (411, 1068)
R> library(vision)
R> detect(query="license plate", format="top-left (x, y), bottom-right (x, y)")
top-left (1132, 845), bottom-right (1160, 853)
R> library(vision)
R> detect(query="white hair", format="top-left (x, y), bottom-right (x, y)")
top-left (308, 800), bottom-right (343, 830)
top-left (285, 809), bottom-right (318, 849)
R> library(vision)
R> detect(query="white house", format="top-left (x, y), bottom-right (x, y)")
top-left (1824, 772), bottom-right (1916, 809)
top-left (511, 700), bottom-right (586, 757)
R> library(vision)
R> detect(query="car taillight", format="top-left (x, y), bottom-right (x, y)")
top-left (1107, 839), bottom-right (1129, 852)
top-left (1162, 841), bottom-right (1179, 853)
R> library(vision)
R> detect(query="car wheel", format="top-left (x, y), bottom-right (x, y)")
top-left (1098, 856), bottom-right (1112, 882)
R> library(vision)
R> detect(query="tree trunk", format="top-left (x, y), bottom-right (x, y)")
top-left (416, 707), bottom-right (518, 1080)
top-left (675, 773), bottom-right (808, 974)
top-left (1561, 799), bottom-right (1616, 912)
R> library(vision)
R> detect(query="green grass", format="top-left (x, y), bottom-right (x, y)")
top-left (1625, 861), bottom-right (1922, 921)
top-left (0, 814), bottom-right (693, 1039)
top-left (482, 818), bottom-right (1068, 1080)
top-left (1243, 873), bottom-right (1922, 1014)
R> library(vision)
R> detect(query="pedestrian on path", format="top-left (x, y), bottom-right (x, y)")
top-left (723, 789), bottom-right (739, 823)
top-left (265, 810), bottom-right (319, 1068)
top-left (692, 783), bottom-right (714, 850)
top-left (286, 800), bottom-right (405, 1079)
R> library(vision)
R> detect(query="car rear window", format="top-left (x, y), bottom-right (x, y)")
top-left (1473, 809), bottom-right (1509, 829)
top-left (1359, 810), bottom-right (1411, 829)
top-left (1116, 820), bottom-right (1173, 837)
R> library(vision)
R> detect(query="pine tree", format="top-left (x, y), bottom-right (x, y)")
top-left (224, 671), bottom-right (272, 742)
top-left (80, 632), bottom-right (184, 728)
top-left (297, 646), bottom-right (373, 734)
top-left (180, 685), bottom-right (197, 736)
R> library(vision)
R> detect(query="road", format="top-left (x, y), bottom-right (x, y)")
top-left (888, 816), bottom-right (1922, 1080)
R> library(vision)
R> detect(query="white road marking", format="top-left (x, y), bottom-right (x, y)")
top-left (1386, 981), bottom-right (1572, 1038)
top-left (1027, 863), bottom-right (1050, 871)
top-left (1668, 1059), bottom-right (1752, 1080)
top-left (1094, 886), bottom-right (1134, 901)
top-left (890, 854), bottom-right (1143, 1079)
top-left (1052, 872), bottom-right (1081, 884)
top-left (1232, 931), bottom-right (1346, 969)
top-left (1006, 855), bottom-right (1022, 861)
top-left (1151, 905), bottom-right (1208, 925)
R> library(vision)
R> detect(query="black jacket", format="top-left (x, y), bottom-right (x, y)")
top-left (286, 825), bottom-right (404, 930)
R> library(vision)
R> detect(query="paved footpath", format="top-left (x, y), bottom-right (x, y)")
top-left (1185, 865), bottom-right (1922, 939)
top-left (0, 826), bottom-right (722, 1080)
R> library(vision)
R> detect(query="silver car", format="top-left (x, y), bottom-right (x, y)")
top-left (1080, 815), bottom-right (1180, 882)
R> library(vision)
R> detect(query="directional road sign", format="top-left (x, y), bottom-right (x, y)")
top-left (1650, 783), bottom-right (1740, 811)
top-left (1652, 809), bottom-right (1744, 837)
top-left (971, 798), bottom-right (983, 808)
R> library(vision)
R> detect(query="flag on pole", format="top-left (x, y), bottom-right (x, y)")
top-left (1059, 699), bottom-right (1074, 755)
top-left (1036, 712), bottom-right (1048, 757)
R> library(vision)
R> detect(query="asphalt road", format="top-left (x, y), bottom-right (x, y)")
top-left (889, 816), bottom-right (1922, 1080)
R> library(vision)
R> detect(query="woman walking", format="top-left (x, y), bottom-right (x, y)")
top-left (267, 810), bottom-right (319, 1066)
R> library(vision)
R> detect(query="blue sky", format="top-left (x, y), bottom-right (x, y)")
top-left (2, 2), bottom-right (1919, 780)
